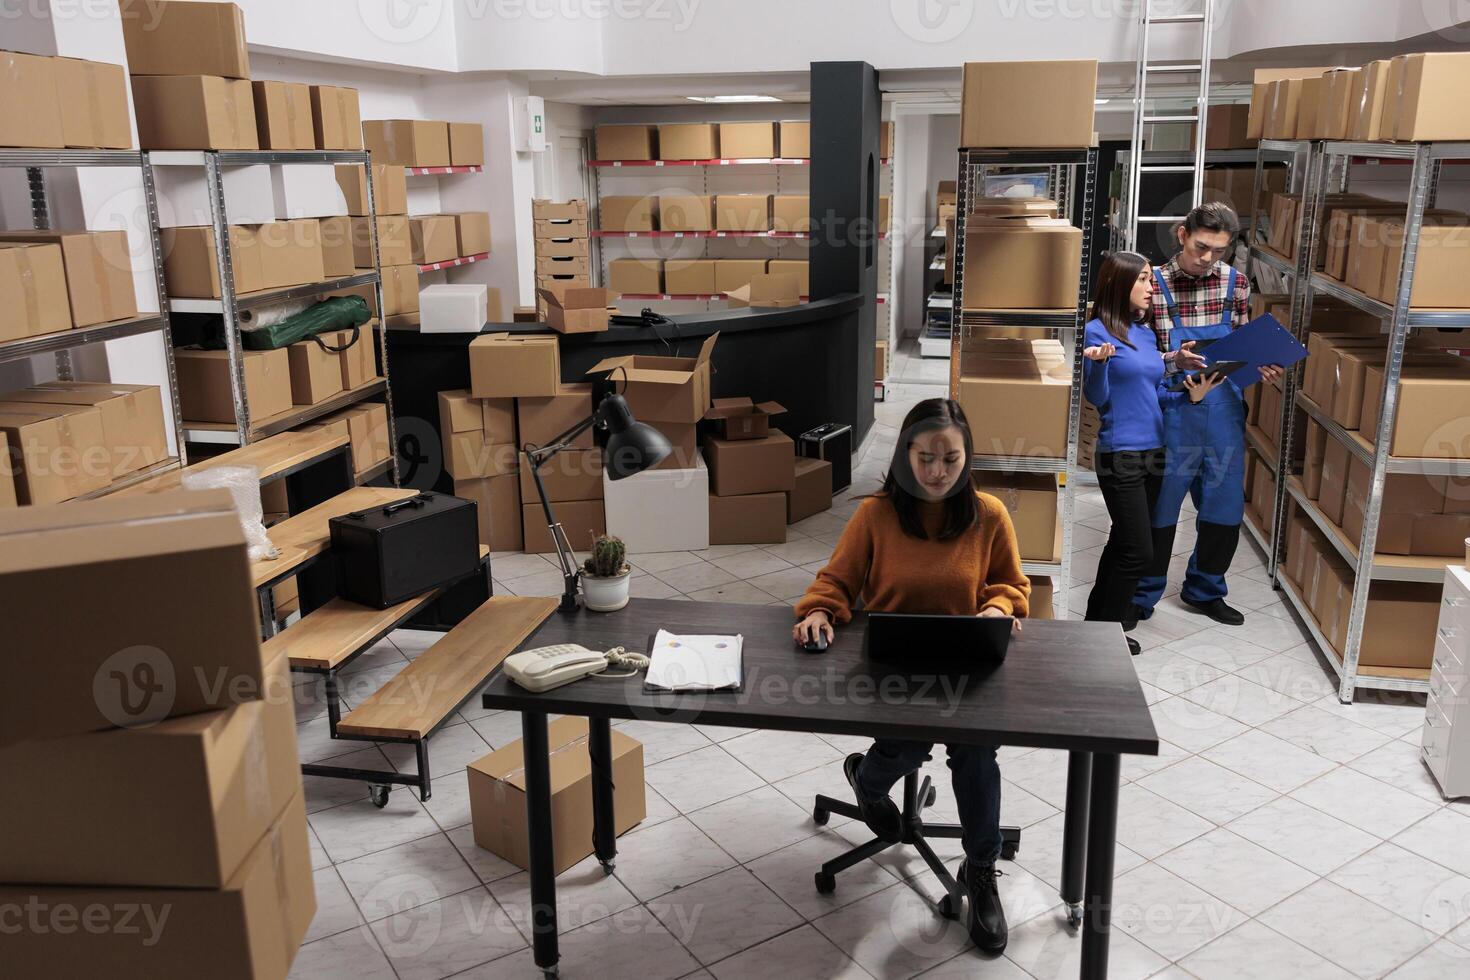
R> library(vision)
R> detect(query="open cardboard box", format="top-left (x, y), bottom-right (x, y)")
top-left (537, 286), bottom-right (616, 334)
top-left (587, 333), bottom-right (718, 424)
top-left (704, 397), bottom-right (786, 441)
top-left (725, 273), bottom-right (801, 309)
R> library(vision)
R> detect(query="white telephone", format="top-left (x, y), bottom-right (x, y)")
top-left (503, 644), bottom-right (649, 693)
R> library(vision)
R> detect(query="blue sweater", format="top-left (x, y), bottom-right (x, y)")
top-left (1082, 318), bottom-right (1182, 453)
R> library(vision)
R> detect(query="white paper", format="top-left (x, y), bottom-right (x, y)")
top-left (645, 629), bottom-right (743, 692)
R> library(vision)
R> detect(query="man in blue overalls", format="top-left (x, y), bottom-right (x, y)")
top-left (1129, 203), bottom-right (1282, 627)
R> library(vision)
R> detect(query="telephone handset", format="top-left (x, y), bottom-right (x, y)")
top-left (503, 644), bottom-right (649, 693)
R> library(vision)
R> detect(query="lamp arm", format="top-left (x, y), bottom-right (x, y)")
top-left (523, 410), bottom-right (600, 465)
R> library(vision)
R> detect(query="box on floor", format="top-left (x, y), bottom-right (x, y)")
top-left (522, 499), bottom-right (606, 553)
top-left (532, 200), bottom-right (589, 223)
top-left (788, 456), bottom-right (833, 524)
top-left (174, 347), bottom-right (293, 423)
top-left (586, 334), bottom-right (716, 424)
top-left (4, 381), bottom-right (167, 478)
top-left (130, 75), bottom-right (258, 151)
top-left (0, 489), bottom-right (266, 747)
top-left (363, 119), bottom-right (450, 167)
top-left (0, 242), bottom-right (73, 341)
top-left (454, 473), bottom-right (523, 553)
top-left (972, 472), bottom-right (1061, 562)
top-left (0, 403), bottom-right (109, 503)
top-left (703, 431), bottom-right (796, 497)
top-left (604, 457), bottom-right (710, 553)
top-left (709, 492), bottom-right (786, 545)
top-left (439, 389), bottom-right (516, 481)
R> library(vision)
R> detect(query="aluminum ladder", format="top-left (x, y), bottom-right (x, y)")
top-left (1123, 0), bottom-right (1216, 250)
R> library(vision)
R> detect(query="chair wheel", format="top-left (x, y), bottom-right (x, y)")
top-left (925, 786), bottom-right (937, 807)
top-left (938, 892), bottom-right (961, 919)
top-left (812, 807), bottom-right (829, 826)
top-left (1000, 841), bottom-right (1019, 860)
top-left (369, 785), bottom-right (391, 808)
top-left (1066, 903), bottom-right (1083, 928)
top-left (814, 871), bottom-right (836, 894)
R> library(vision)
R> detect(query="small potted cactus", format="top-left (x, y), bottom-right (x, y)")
top-left (581, 533), bottom-right (632, 612)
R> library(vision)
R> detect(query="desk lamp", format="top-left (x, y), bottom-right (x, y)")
top-left (523, 390), bottom-right (671, 612)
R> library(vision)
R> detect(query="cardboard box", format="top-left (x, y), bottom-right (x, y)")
top-left (603, 458), bottom-right (710, 552)
top-left (452, 211), bottom-right (491, 256)
top-left (1248, 67), bottom-right (1332, 140)
top-left (1329, 349), bottom-right (1381, 430)
top-left (879, 195), bottom-right (891, 234)
top-left (380, 263), bottom-right (420, 315)
top-left (599, 195), bottom-right (657, 232)
top-left (0, 51), bottom-right (63, 149)
top-left (0, 403), bottom-right (109, 501)
top-left (1295, 77), bottom-right (1325, 140)
top-left (960, 60), bottom-right (1096, 148)
top-left (310, 84), bottom-right (362, 150)
top-left (704, 397), bottom-right (786, 441)
top-left (1303, 418), bottom-right (1328, 498)
top-left (455, 473), bottom-right (522, 552)
top-left (1316, 69), bottom-right (1361, 140)
top-left (595, 125), bottom-right (655, 161)
top-left (787, 456), bottom-right (832, 524)
top-left (174, 347), bottom-right (292, 424)
top-left (439, 389), bottom-right (515, 480)
top-left (151, 162), bottom-right (265, 229)
top-left (118, 0), bottom-right (251, 77)
top-left (1323, 203), bottom-right (1401, 281)
top-left (363, 119), bottom-right (450, 167)
top-left (703, 431), bottom-right (795, 497)
top-left (54, 57), bottom-right (131, 149)
top-left (1317, 435), bottom-right (1351, 526)
top-left (778, 120), bottom-right (810, 158)
top-left (1349, 60), bottom-right (1392, 141)
top-left (771, 195), bottom-right (811, 234)
top-left (962, 221), bottom-right (1081, 309)
top-left (410, 215), bottom-right (459, 265)
top-left (715, 259), bottom-right (768, 293)
top-left (533, 200), bottom-right (589, 222)
top-left (321, 326), bottom-right (375, 389)
top-left (649, 421), bottom-right (699, 472)
top-left (719, 122), bottom-right (776, 158)
top-left (534, 217), bottom-right (589, 239)
top-left (351, 214), bottom-right (411, 268)
top-left (607, 258), bottom-right (663, 295)
top-left (659, 123), bottom-right (718, 160)
top-left (7, 381), bottom-right (167, 478)
top-left (973, 472), bottom-right (1061, 562)
top-left (709, 491), bottom-right (787, 545)
top-left (0, 489), bottom-right (267, 745)
top-left (471, 333), bottom-right (561, 399)
top-left (319, 403), bottom-right (390, 475)
top-left (664, 258), bottom-right (716, 295)
top-left (518, 383), bottom-right (593, 451)
top-left (251, 80), bottom-right (314, 150)
top-left (875, 339), bottom-right (888, 381)
top-left (957, 341), bottom-right (1070, 458)
top-left (519, 448), bottom-right (602, 504)
top-left (130, 75), bottom-right (258, 150)
top-left (0, 242), bottom-right (74, 340)
top-left (469, 716), bottom-right (643, 872)
top-left (880, 120), bottom-right (893, 159)
top-left (537, 237), bottom-right (590, 259)
top-left (767, 259), bottom-right (810, 298)
top-left (449, 121), bottom-right (485, 166)
top-left (286, 341), bottom-right (344, 405)
top-left (521, 498), bottom-right (606, 553)
top-left (1192, 104), bottom-right (1252, 149)
top-left (1362, 363), bottom-right (1470, 457)
top-left (257, 218), bottom-right (325, 289)
top-left (335, 163), bottom-right (407, 216)
top-left (421, 283), bottom-right (488, 334)
top-left (587, 333), bottom-right (717, 424)
top-left (716, 194), bottom-right (771, 232)
top-left (158, 224), bottom-right (273, 297)
top-left (1394, 53), bottom-right (1470, 141)
top-left (0, 436), bottom-right (16, 508)
top-left (1342, 453), bottom-right (1446, 552)
top-left (1373, 222), bottom-right (1470, 308)
top-left (1323, 581), bottom-right (1441, 670)
top-left (536, 255), bottom-right (589, 278)
top-left (660, 194), bottom-right (715, 232)
top-left (726, 273), bottom-right (801, 309)
top-left (538, 286), bottom-right (615, 334)
top-left (317, 216), bottom-right (356, 275)
top-left (269, 161), bottom-right (348, 221)
top-left (1263, 78), bottom-right (1305, 140)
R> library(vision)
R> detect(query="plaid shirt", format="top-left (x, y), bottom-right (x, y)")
top-left (1149, 257), bottom-right (1251, 354)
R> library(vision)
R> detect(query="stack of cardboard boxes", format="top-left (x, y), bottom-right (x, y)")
top-left (0, 49), bottom-right (130, 151)
top-left (0, 228), bottom-right (140, 341)
top-left (704, 395), bottom-right (797, 545)
top-left (956, 338), bottom-right (1072, 460)
top-left (0, 490), bottom-right (314, 975)
top-left (973, 471), bottom-right (1063, 565)
top-left (593, 120), bottom-right (823, 163)
top-left (333, 162), bottom-right (419, 326)
top-left (363, 119), bottom-right (484, 169)
top-left (1255, 53), bottom-right (1470, 143)
top-left (533, 200), bottom-right (591, 315)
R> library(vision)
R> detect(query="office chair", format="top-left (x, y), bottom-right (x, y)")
top-left (812, 772), bottom-right (1021, 919)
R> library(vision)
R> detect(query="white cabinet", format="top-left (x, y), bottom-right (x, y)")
top-left (1423, 565), bottom-right (1470, 799)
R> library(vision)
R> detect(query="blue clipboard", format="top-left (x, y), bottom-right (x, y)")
top-left (1194, 314), bottom-right (1308, 389)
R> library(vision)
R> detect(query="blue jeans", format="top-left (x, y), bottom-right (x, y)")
top-left (856, 738), bottom-right (1002, 863)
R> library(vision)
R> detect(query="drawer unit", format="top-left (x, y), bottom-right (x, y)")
top-left (1424, 566), bottom-right (1470, 799)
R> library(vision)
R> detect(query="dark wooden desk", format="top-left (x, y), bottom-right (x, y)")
top-left (480, 599), bottom-right (1158, 979)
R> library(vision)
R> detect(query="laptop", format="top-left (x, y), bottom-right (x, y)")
top-left (861, 612), bottom-right (1014, 668)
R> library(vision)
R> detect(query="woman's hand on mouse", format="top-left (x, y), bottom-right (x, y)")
top-left (793, 610), bottom-right (834, 646)
top-left (979, 607), bottom-right (1022, 632)
top-left (1083, 343), bottom-right (1116, 362)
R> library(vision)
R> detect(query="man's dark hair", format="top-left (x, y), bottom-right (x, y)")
top-left (1182, 201), bottom-right (1240, 237)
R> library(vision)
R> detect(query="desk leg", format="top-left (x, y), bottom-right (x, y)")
top-left (1060, 751), bottom-right (1092, 928)
top-left (522, 710), bottom-right (559, 976)
top-left (1080, 753), bottom-right (1120, 980)
top-left (588, 716), bottom-right (617, 874)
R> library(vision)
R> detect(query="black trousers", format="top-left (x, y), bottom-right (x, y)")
top-left (1086, 449), bottom-right (1166, 624)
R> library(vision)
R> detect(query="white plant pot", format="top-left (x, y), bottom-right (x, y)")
top-left (582, 569), bottom-right (632, 612)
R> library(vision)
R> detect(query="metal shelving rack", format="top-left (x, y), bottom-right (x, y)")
top-left (950, 147), bottom-right (1099, 616)
top-left (1248, 138), bottom-right (1470, 702)
top-left (0, 149), bottom-right (187, 492)
top-left (144, 150), bottom-right (398, 483)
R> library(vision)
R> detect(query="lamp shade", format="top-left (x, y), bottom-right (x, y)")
top-left (598, 393), bottom-right (672, 479)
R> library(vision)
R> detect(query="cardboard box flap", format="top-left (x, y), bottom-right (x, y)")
top-left (587, 331), bottom-right (718, 382)
top-left (538, 286), bottom-right (617, 312)
top-left (705, 397), bottom-right (787, 422)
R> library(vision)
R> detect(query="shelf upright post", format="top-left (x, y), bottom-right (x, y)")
top-left (947, 149), bottom-right (971, 396)
top-left (25, 165), bottom-right (75, 382)
top-left (361, 155), bottom-right (400, 486)
top-left (140, 154), bottom-right (188, 465)
top-left (1337, 142), bottom-right (1436, 703)
top-left (202, 151), bottom-right (252, 445)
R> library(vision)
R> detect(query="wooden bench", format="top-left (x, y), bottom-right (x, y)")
top-left (308, 595), bottom-right (558, 805)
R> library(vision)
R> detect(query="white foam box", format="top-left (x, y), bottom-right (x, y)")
top-left (603, 455), bottom-right (709, 552)
top-left (421, 283), bottom-right (488, 333)
top-left (271, 164), bottom-right (349, 219)
top-left (153, 164), bottom-right (275, 228)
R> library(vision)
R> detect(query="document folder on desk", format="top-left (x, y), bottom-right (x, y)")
top-left (643, 629), bottom-right (744, 693)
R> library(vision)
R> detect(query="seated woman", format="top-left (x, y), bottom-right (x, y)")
top-left (792, 397), bottom-right (1029, 954)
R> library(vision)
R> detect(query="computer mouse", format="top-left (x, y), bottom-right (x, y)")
top-left (802, 636), bottom-right (829, 653)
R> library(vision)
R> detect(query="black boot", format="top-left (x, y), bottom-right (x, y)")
top-left (1126, 636), bottom-right (1141, 657)
top-left (843, 753), bottom-right (902, 844)
top-left (959, 859), bottom-right (1008, 953)
top-left (1121, 603), bottom-right (1141, 632)
top-left (1181, 596), bottom-right (1245, 626)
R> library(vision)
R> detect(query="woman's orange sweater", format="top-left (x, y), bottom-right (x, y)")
top-left (793, 491), bottom-right (1031, 624)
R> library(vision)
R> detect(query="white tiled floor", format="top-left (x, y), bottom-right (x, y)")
top-left (289, 342), bottom-right (1468, 979)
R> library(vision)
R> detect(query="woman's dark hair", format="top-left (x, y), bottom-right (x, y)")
top-left (881, 398), bottom-right (978, 541)
top-left (1182, 201), bottom-right (1240, 237)
top-left (1091, 250), bottom-right (1150, 348)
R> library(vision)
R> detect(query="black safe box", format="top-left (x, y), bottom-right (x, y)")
top-left (798, 423), bottom-right (852, 493)
top-left (329, 492), bottom-right (480, 608)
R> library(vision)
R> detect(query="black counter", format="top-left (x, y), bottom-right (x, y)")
top-left (386, 294), bottom-right (867, 492)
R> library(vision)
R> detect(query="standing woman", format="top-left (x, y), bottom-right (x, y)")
top-left (1082, 251), bottom-right (1220, 655)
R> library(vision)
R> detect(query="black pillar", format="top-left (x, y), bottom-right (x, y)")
top-left (809, 60), bottom-right (879, 446)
